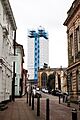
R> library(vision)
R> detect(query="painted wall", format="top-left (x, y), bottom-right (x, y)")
top-left (15, 47), bottom-right (22, 96)
top-left (0, 0), bottom-right (16, 102)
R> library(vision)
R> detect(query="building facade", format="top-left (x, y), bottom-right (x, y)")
top-left (64, 0), bottom-right (80, 101)
top-left (0, 0), bottom-right (17, 102)
top-left (22, 69), bottom-right (28, 96)
top-left (27, 27), bottom-right (49, 85)
top-left (38, 67), bottom-right (67, 93)
top-left (15, 43), bottom-right (24, 97)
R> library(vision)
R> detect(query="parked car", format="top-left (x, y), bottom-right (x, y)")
top-left (63, 92), bottom-right (68, 96)
top-left (36, 87), bottom-right (39, 91)
top-left (44, 88), bottom-right (48, 93)
top-left (42, 88), bottom-right (45, 93)
top-left (48, 89), bottom-right (52, 94)
top-left (51, 89), bottom-right (63, 97)
top-left (32, 88), bottom-right (42, 98)
top-left (42, 88), bottom-right (48, 93)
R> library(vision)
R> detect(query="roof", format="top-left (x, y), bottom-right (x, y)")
top-left (15, 42), bottom-right (25, 57)
top-left (38, 67), bottom-right (67, 72)
top-left (63, 0), bottom-right (80, 26)
top-left (28, 28), bottom-right (48, 39)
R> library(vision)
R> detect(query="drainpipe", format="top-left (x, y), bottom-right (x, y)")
top-left (12, 30), bottom-right (16, 101)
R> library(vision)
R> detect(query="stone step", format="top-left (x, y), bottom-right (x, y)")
top-left (0, 104), bottom-right (8, 111)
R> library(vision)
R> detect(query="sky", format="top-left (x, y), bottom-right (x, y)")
top-left (10, 0), bottom-right (74, 69)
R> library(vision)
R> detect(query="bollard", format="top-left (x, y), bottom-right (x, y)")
top-left (72, 108), bottom-right (77, 120)
top-left (67, 100), bottom-right (70, 107)
top-left (59, 95), bottom-right (60, 104)
top-left (78, 101), bottom-right (80, 111)
top-left (46, 98), bottom-right (49, 120)
top-left (32, 95), bottom-right (34, 110)
top-left (27, 92), bottom-right (28, 103)
top-left (29, 93), bottom-right (31, 106)
top-left (37, 97), bottom-right (40, 116)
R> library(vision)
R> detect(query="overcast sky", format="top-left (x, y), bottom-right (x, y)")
top-left (10, 0), bottom-right (74, 69)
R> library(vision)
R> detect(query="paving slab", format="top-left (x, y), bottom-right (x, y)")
top-left (0, 97), bottom-right (43, 120)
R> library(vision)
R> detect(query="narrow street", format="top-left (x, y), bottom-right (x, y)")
top-left (0, 93), bottom-right (80, 120)
top-left (34, 92), bottom-right (80, 120)
top-left (0, 0), bottom-right (80, 120)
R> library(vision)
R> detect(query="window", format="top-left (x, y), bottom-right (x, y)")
top-left (35, 68), bottom-right (37, 71)
top-left (38, 50), bottom-right (39, 53)
top-left (35, 43), bottom-right (37, 46)
top-left (35, 58), bottom-right (37, 61)
top-left (38, 45), bottom-right (39, 48)
top-left (70, 34), bottom-right (74, 57)
top-left (70, 73), bottom-right (72, 93)
top-left (76, 26), bottom-right (80, 52)
top-left (35, 63), bottom-right (37, 66)
top-left (35, 52), bottom-right (37, 56)
top-left (38, 60), bottom-right (39, 63)
top-left (35, 74), bottom-right (37, 77)
top-left (76, 70), bottom-right (80, 95)
top-left (35, 48), bottom-right (37, 51)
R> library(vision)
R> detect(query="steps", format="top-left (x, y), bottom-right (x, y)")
top-left (0, 103), bottom-right (8, 111)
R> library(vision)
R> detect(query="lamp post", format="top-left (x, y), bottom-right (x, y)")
top-left (12, 30), bottom-right (16, 101)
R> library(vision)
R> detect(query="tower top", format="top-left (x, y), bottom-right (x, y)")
top-left (28, 27), bottom-right (48, 39)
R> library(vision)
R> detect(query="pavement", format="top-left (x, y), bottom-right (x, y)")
top-left (0, 96), bottom-right (44, 120)
top-left (0, 94), bottom-right (80, 120)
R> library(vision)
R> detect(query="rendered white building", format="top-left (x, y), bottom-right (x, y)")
top-left (15, 43), bottom-right (24, 97)
top-left (0, 0), bottom-right (17, 102)
top-left (27, 27), bottom-right (49, 84)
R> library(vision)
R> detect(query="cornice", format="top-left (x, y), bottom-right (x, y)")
top-left (63, 0), bottom-right (80, 26)
top-left (67, 61), bottom-right (80, 70)
top-left (1, 0), bottom-right (17, 30)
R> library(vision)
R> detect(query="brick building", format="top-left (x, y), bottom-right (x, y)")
top-left (64, 0), bottom-right (80, 101)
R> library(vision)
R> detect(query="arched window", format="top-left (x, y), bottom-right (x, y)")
top-left (41, 72), bottom-right (47, 88)
top-left (58, 74), bottom-right (61, 90)
top-left (47, 73), bottom-right (55, 90)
